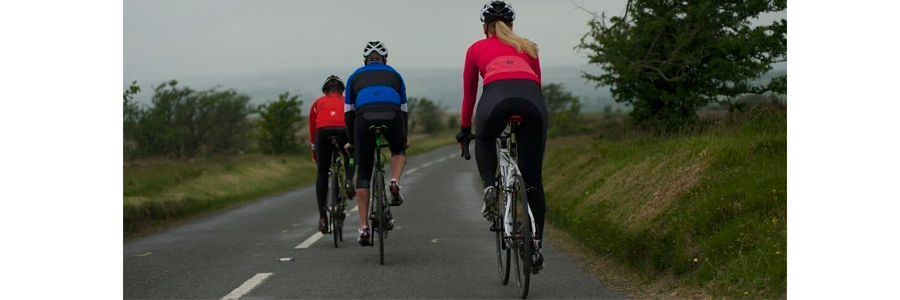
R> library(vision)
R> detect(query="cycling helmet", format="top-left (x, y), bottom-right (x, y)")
top-left (480, 1), bottom-right (515, 24)
top-left (321, 75), bottom-right (344, 93)
top-left (363, 41), bottom-right (388, 58)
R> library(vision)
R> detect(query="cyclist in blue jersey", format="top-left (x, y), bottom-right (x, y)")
top-left (343, 41), bottom-right (410, 246)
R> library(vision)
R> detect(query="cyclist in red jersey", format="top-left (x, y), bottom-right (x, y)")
top-left (310, 75), bottom-right (356, 233)
top-left (456, 0), bottom-right (548, 269)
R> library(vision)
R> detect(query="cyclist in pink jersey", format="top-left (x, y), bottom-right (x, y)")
top-left (456, 0), bottom-right (547, 269)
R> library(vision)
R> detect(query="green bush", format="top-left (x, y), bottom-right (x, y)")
top-left (408, 97), bottom-right (445, 134)
top-left (256, 92), bottom-right (305, 154)
top-left (123, 80), bottom-right (252, 158)
top-left (543, 83), bottom-right (583, 137)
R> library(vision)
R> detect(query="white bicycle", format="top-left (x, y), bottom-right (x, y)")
top-left (461, 115), bottom-right (539, 299)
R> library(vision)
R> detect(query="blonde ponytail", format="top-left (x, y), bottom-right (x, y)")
top-left (488, 21), bottom-right (538, 59)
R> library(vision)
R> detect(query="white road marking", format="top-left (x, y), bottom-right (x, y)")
top-left (404, 167), bottom-right (420, 175)
top-left (447, 154), bottom-right (457, 159)
top-left (294, 232), bottom-right (324, 249)
top-left (220, 272), bottom-right (272, 300)
top-left (134, 252), bottom-right (153, 257)
top-left (404, 154), bottom-right (456, 176)
top-left (350, 205), bottom-right (359, 212)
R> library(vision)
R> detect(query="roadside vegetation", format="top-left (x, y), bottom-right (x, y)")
top-left (124, 154), bottom-right (317, 237)
top-left (537, 0), bottom-right (787, 296)
top-left (544, 104), bottom-right (786, 298)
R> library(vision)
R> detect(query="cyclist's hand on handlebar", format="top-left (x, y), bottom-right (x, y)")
top-left (344, 143), bottom-right (353, 155)
top-left (456, 126), bottom-right (472, 143)
top-left (456, 126), bottom-right (475, 160)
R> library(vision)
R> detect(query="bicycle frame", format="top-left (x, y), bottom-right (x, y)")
top-left (368, 128), bottom-right (390, 223)
top-left (329, 140), bottom-right (344, 186)
top-left (497, 127), bottom-right (537, 246)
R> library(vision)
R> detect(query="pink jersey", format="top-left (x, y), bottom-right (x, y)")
top-left (461, 35), bottom-right (542, 127)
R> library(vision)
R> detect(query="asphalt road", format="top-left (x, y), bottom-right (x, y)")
top-left (124, 145), bottom-right (626, 299)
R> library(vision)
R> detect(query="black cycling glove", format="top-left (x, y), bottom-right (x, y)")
top-left (456, 126), bottom-right (472, 143)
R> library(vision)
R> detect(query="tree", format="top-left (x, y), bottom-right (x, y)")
top-left (577, 0), bottom-right (786, 128)
top-left (543, 83), bottom-right (583, 137)
top-left (257, 92), bottom-right (304, 154)
top-left (127, 80), bottom-right (252, 157)
top-left (124, 81), bottom-right (142, 157)
top-left (123, 81), bottom-right (142, 141)
top-left (408, 97), bottom-right (445, 134)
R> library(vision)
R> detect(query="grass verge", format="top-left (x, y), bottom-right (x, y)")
top-left (124, 132), bottom-right (455, 239)
top-left (124, 154), bottom-right (317, 238)
top-left (406, 130), bottom-right (457, 156)
top-left (544, 109), bottom-right (786, 299)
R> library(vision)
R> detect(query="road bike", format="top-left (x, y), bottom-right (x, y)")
top-left (364, 125), bottom-right (394, 265)
top-left (461, 115), bottom-right (539, 299)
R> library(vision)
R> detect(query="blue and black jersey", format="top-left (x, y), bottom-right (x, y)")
top-left (343, 62), bottom-right (408, 145)
top-left (344, 62), bottom-right (407, 113)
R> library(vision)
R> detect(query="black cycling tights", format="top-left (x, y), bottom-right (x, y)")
top-left (315, 128), bottom-right (355, 219)
top-left (474, 79), bottom-right (548, 239)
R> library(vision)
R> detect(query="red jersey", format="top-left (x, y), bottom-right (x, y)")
top-left (308, 93), bottom-right (346, 145)
top-left (461, 35), bottom-right (542, 127)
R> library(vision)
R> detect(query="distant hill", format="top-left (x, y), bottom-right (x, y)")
top-left (126, 64), bottom-right (785, 114)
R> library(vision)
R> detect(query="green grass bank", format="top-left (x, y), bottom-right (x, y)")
top-left (544, 110), bottom-right (786, 298)
top-left (124, 154), bottom-right (318, 238)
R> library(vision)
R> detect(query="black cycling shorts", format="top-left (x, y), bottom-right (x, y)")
top-left (353, 110), bottom-right (407, 189)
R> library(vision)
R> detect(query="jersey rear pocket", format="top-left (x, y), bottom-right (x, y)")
top-left (484, 56), bottom-right (537, 79)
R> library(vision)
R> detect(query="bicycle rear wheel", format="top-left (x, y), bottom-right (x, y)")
top-left (496, 188), bottom-right (511, 285)
top-left (330, 166), bottom-right (340, 248)
top-left (373, 169), bottom-right (386, 265)
top-left (510, 174), bottom-right (532, 299)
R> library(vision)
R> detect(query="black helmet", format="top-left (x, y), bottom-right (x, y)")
top-left (321, 75), bottom-right (344, 93)
top-left (363, 41), bottom-right (388, 59)
top-left (480, 1), bottom-right (515, 24)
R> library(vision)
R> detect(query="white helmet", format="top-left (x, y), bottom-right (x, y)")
top-left (363, 40), bottom-right (388, 58)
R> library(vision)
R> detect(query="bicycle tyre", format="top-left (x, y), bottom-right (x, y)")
top-left (338, 158), bottom-right (347, 243)
top-left (510, 174), bottom-right (532, 299)
top-left (373, 169), bottom-right (386, 265)
top-left (330, 164), bottom-right (340, 248)
top-left (497, 188), bottom-right (511, 285)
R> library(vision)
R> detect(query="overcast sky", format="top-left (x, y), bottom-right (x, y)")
top-left (124, 0), bottom-right (785, 81)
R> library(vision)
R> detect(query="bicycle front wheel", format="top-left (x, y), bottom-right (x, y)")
top-left (510, 174), bottom-right (532, 299)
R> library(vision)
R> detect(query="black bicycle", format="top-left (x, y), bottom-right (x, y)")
top-left (325, 136), bottom-right (348, 248)
top-left (462, 115), bottom-right (538, 299)
top-left (367, 125), bottom-right (393, 265)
